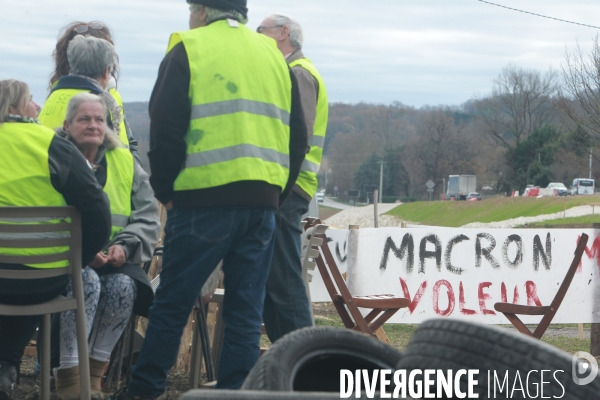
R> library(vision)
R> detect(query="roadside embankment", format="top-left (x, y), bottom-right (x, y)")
top-left (324, 203), bottom-right (403, 228)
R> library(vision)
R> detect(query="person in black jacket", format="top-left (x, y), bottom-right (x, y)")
top-left (0, 79), bottom-right (111, 400)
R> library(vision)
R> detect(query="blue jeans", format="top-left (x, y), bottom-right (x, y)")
top-left (262, 192), bottom-right (313, 343)
top-left (127, 206), bottom-right (275, 397)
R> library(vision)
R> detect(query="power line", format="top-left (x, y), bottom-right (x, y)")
top-left (476, 0), bottom-right (600, 30)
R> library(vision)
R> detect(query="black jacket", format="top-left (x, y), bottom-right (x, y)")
top-left (48, 134), bottom-right (112, 265)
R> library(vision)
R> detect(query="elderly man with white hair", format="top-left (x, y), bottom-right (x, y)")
top-left (258, 13), bottom-right (329, 342)
top-left (39, 35), bottom-right (123, 146)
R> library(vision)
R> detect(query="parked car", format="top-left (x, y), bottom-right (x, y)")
top-left (547, 182), bottom-right (568, 196)
top-left (571, 178), bottom-right (595, 195)
top-left (467, 192), bottom-right (481, 201)
top-left (316, 192), bottom-right (325, 203)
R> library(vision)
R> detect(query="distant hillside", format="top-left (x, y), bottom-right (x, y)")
top-left (123, 102), bottom-right (150, 171)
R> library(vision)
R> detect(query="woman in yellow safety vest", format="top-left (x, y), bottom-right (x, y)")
top-left (0, 80), bottom-right (111, 400)
top-left (52, 93), bottom-right (159, 400)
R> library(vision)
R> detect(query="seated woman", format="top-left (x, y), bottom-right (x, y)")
top-left (53, 93), bottom-right (159, 400)
top-left (0, 80), bottom-right (110, 400)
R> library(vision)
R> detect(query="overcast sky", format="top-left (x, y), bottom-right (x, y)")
top-left (1, 0), bottom-right (600, 108)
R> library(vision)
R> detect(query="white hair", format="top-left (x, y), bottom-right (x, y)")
top-left (188, 4), bottom-right (248, 24)
top-left (65, 92), bottom-right (121, 149)
top-left (267, 14), bottom-right (303, 48)
top-left (67, 35), bottom-right (117, 79)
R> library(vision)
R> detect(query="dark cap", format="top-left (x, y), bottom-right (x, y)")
top-left (187, 0), bottom-right (248, 19)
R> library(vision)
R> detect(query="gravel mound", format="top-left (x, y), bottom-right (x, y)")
top-left (323, 203), bottom-right (402, 228)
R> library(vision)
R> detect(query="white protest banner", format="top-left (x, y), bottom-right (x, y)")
top-left (345, 227), bottom-right (600, 323)
top-left (309, 228), bottom-right (349, 302)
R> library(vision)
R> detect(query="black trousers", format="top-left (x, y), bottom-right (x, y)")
top-left (0, 273), bottom-right (69, 366)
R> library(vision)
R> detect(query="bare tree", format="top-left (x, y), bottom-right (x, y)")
top-left (560, 36), bottom-right (600, 140)
top-left (474, 64), bottom-right (560, 190)
top-left (404, 108), bottom-right (477, 198)
top-left (477, 64), bottom-right (559, 149)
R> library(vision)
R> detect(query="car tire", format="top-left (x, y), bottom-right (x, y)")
top-left (396, 319), bottom-right (600, 399)
top-left (242, 327), bottom-right (402, 392)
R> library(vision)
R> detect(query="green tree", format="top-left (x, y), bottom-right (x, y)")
top-left (507, 126), bottom-right (560, 189)
top-left (353, 153), bottom-right (382, 201)
top-left (383, 146), bottom-right (410, 197)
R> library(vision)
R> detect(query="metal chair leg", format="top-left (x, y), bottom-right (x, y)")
top-left (41, 314), bottom-right (51, 400)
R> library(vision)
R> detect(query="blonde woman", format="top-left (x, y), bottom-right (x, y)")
top-left (0, 80), bottom-right (110, 400)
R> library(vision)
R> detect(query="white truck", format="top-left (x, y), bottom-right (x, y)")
top-left (446, 175), bottom-right (477, 200)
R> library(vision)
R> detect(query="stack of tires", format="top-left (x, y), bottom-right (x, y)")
top-left (182, 321), bottom-right (600, 400)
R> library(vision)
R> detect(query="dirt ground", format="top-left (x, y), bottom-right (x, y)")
top-left (14, 354), bottom-right (191, 400)
top-left (317, 206), bottom-right (341, 221)
top-left (14, 304), bottom-right (341, 399)
top-left (14, 303), bottom-right (597, 399)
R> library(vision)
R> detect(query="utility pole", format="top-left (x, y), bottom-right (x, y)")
top-left (443, 178), bottom-right (446, 200)
top-left (590, 148), bottom-right (593, 179)
top-left (378, 160), bottom-right (384, 203)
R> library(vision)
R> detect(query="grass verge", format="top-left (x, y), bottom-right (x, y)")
top-left (258, 306), bottom-right (592, 356)
top-left (386, 195), bottom-right (600, 227)
top-left (517, 215), bottom-right (600, 228)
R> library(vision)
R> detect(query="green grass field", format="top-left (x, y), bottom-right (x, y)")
top-left (385, 195), bottom-right (600, 227)
top-left (517, 214), bottom-right (600, 227)
top-left (261, 313), bottom-right (590, 356)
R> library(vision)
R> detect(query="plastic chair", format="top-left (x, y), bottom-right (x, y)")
top-left (0, 206), bottom-right (90, 400)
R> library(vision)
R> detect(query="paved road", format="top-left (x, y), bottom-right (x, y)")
top-left (320, 196), bottom-right (353, 210)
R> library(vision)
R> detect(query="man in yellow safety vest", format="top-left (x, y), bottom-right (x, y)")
top-left (258, 13), bottom-right (329, 343)
top-left (109, 1), bottom-right (308, 398)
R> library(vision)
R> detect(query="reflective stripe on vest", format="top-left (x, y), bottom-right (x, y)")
top-left (39, 87), bottom-right (129, 145)
top-left (168, 21), bottom-right (292, 192)
top-left (0, 122), bottom-right (69, 268)
top-left (288, 57), bottom-right (328, 197)
top-left (104, 148), bottom-right (134, 240)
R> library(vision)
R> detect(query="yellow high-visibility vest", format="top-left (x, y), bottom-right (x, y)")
top-left (289, 57), bottom-right (328, 197)
top-left (0, 122), bottom-right (68, 268)
top-left (167, 20), bottom-right (292, 192)
top-left (103, 148), bottom-right (134, 240)
top-left (39, 87), bottom-right (129, 145)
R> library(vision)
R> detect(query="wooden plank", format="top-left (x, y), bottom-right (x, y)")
top-left (201, 301), bottom-right (218, 375)
top-left (494, 303), bottom-right (548, 315)
top-left (503, 313), bottom-right (533, 336)
top-left (578, 323), bottom-right (585, 340)
top-left (175, 311), bottom-right (194, 372)
top-left (374, 327), bottom-right (391, 345)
